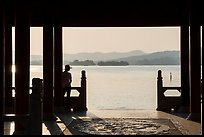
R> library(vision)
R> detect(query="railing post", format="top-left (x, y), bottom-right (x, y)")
top-left (80, 70), bottom-right (88, 111)
top-left (156, 70), bottom-right (163, 111)
top-left (29, 78), bottom-right (43, 135)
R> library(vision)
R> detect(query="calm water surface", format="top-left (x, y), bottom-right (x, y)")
top-left (14, 65), bottom-right (181, 110)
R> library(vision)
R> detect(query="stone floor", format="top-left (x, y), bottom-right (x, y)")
top-left (68, 118), bottom-right (182, 135)
top-left (4, 109), bottom-right (202, 135)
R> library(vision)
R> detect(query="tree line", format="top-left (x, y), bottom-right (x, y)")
top-left (69, 60), bottom-right (129, 66)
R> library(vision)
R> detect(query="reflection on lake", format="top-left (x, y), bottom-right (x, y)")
top-left (13, 65), bottom-right (181, 110)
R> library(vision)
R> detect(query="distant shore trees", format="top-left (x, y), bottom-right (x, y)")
top-left (69, 60), bottom-right (129, 66)
top-left (97, 61), bottom-right (129, 66)
top-left (70, 60), bottom-right (96, 66)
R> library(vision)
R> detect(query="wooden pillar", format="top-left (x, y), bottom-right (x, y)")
top-left (202, 5), bottom-right (204, 107)
top-left (4, 13), bottom-right (13, 109)
top-left (180, 14), bottom-right (190, 112)
top-left (0, 0), bottom-right (5, 135)
top-left (43, 0), bottom-right (55, 120)
top-left (43, 23), bottom-right (55, 120)
top-left (14, 1), bottom-right (30, 131)
top-left (187, 3), bottom-right (201, 122)
top-left (43, 0), bottom-right (55, 121)
top-left (54, 25), bottom-right (63, 110)
top-left (202, 20), bottom-right (203, 101)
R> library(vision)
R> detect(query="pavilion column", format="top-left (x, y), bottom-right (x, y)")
top-left (14, 1), bottom-right (30, 131)
top-left (202, 6), bottom-right (204, 106)
top-left (43, 1), bottom-right (56, 121)
top-left (187, 4), bottom-right (201, 122)
top-left (179, 14), bottom-right (190, 112)
top-left (54, 25), bottom-right (63, 111)
top-left (202, 20), bottom-right (203, 101)
top-left (43, 24), bottom-right (55, 120)
top-left (0, 0), bottom-right (5, 135)
top-left (4, 15), bottom-right (13, 110)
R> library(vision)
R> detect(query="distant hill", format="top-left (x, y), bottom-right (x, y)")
top-left (30, 50), bottom-right (182, 65)
top-left (113, 50), bottom-right (180, 65)
top-left (31, 55), bottom-right (43, 65)
top-left (64, 50), bottom-right (146, 62)
top-left (30, 50), bottom-right (145, 65)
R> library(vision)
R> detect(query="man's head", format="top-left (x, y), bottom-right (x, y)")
top-left (65, 65), bottom-right (71, 71)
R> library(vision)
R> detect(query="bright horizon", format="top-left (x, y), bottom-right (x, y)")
top-left (12, 27), bottom-right (180, 55)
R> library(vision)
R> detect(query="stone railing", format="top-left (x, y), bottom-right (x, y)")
top-left (156, 70), bottom-right (181, 111)
top-left (3, 78), bottom-right (43, 135)
top-left (68, 70), bottom-right (88, 111)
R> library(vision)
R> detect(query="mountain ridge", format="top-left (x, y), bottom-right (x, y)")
top-left (64, 50), bottom-right (146, 62)
top-left (113, 50), bottom-right (180, 65)
top-left (30, 50), bottom-right (182, 65)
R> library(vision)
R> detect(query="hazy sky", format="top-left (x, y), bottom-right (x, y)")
top-left (14, 27), bottom-right (180, 55)
top-left (63, 27), bottom-right (180, 54)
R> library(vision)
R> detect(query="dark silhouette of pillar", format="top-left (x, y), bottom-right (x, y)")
top-left (43, 24), bottom-right (55, 121)
top-left (4, 14), bottom-right (13, 109)
top-left (81, 70), bottom-right (88, 111)
top-left (0, 0), bottom-right (5, 135)
top-left (202, 22), bottom-right (203, 100)
top-left (187, 3), bottom-right (201, 122)
top-left (202, 7), bottom-right (203, 105)
top-left (14, 1), bottom-right (30, 132)
top-left (54, 25), bottom-right (63, 111)
top-left (156, 70), bottom-right (163, 111)
top-left (179, 15), bottom-right (190, 112)
top-left (43, 1), bottom-right (55, 121)
top-left (29, 78), bottom-right (43, 135)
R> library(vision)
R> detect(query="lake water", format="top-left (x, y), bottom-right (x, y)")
top-left (21, 65), bottom-right (180, 110)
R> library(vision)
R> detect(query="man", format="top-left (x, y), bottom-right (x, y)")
top-left (62, 64), bottom-right (72, 111)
